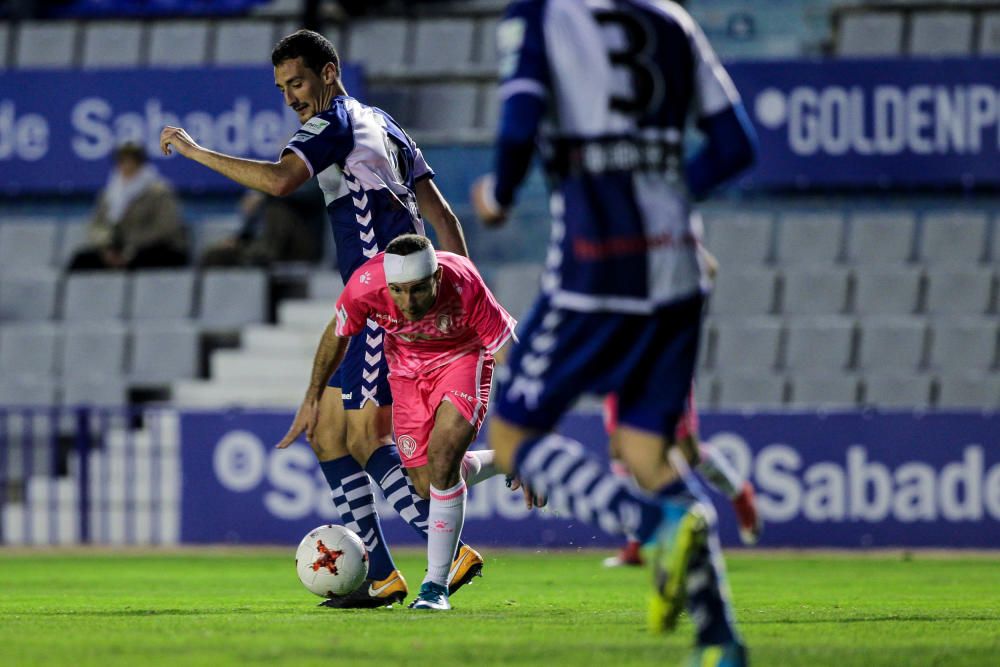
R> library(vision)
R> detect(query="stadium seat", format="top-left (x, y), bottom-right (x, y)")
top-left (479, 82), bottom-right (500, 133)
top-left (61, 324), bottom-right (129, 380)
top-left (412, 83), bottom-right (479, 134)
top-left (856, 317), bottom-right (927, 372)
top-left (148, 21), bottom-right (210, 67)
top-left (788, 374), bottom-right (859, 409)
top-left (56, 219), bottom-right (90, 268)
top-left (130, 323), bottom-right (200, 385)
top-left (783, 316), bottom-right (855, 371)
top-left (846, 211), bottom-right (915, 265)
top-left (836, 11), bottom-right (904, 57)
top-left (81, 22), bottom-right (143, 68)
top-left (0, 376), bottom-right (59, 407)
top-left (712, 317), bottom-right (783, 371)
top-left (15, 21), bottom-right (78, 68)
top-left (190, 214), bottom-right (243, 259)
top-left (475, 16), bottom-right (499, 73)
top-left (693, 374), bottom-right (716, 410)
top-left (62, 377), bottom-right (128, 407)
top-left (780, 268), bottom-right (849, 316)
top-left (214, 20), bottom-right (276, 65)
top-left (715, 372), bottom-right (786, 408)
top-left (852, 268), bottom-right (923, 316)
top-left (344, 19), bottom-right (409, 76)
top-left (307, 271), bottom-right (345, 300)
top-left (365, 84), bottom-right (415, 128)
top-left (928, 320), bottom-right (998, 373)
top-left (0, 324), bottom-right (60, 375)
top-left (198, 269), bottom-right (268, 330)
top-left (909, 11), bottom-right (974, 57)
top-left (130, 270), bottom-right (196, 320)
top-left (978, 11), bottom-right (1000, 55)
top-left (709, 268), bottom-right (777, 316)
top-left (775, 212), bottom-right (844, 265)
top-left (492, 262), bottom-right (544, 321)
top-left (863, 373), bottom-right (932, 409)
top-left (63, 273), bottom-right (129, 321)
top-left (702, 211), bottom-right (774, 267)
top-left (411, 18), bottom-right (476, 75)
top-left (0, 271), bottom-right (60, 322)
top-left (936, 373), bottom-right (1000, 409)
top-left (924, 269), bottom-right (994, 316)
top-left (919, 212), bottom-right (988, 265)
top-left (0, 219), bottom-right (59, 271)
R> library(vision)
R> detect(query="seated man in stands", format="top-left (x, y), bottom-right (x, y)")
top-left (199, 180), bottom-right (326, 268)
top-left (69, 143), bottom-right (189, 271)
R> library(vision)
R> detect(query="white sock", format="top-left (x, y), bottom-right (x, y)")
top-left (696, 443), bottom-right (742, 499)
top-left (425, 480), bottom-right (467, 587)
top-left (460, 450), bottom-right (499, 487)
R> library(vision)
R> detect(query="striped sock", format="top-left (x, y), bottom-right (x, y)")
top-left (319, 455), bottom-right (395, 580)
top-left (696, 443), bottom-right (742, 499)
top-left (425, 481), bottom-right (467, 586)
top-left (365, 445), bottom-right (468, 552)
top-left (514, 433), bottom-right (663, 541)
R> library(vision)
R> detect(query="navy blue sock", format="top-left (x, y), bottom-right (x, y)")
top-left (319, 455), bottom-right (395, 580)
top-left (514, 433), bottom-right (663, 542)
top-left (365, 445), bottom-right (465, 549)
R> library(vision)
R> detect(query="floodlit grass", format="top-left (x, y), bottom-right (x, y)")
top-left (1, 548), bottom-right (998, 666)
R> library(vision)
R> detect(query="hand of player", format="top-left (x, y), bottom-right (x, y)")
top-left (276, 396), bottom-right (319, 449)
top-left (507, 475), bottom-right (548, 510)
top-left (470, 174), bottom-right (508, 228)
top-left (159, 126), bottom-right (201, 158)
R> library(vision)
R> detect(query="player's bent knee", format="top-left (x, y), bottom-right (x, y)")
top-left (406, 466), bottom-right (431, 499)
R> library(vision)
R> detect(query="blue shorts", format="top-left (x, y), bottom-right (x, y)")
top-left (328, 320), bottom-right (392, 410)
top-left (494, 293), bottom-right (704, 437)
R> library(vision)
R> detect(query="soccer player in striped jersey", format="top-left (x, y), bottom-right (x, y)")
top-left (160, 29), bottom-right (483, 608)
top-left (471, 1), bottom-right (757, 664)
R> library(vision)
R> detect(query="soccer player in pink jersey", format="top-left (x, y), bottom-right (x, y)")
top-left (277, 234), bottom-right (517, 610)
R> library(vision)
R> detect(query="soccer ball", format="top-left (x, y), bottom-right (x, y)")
top-left (295, 524), bottom-right (369, 597)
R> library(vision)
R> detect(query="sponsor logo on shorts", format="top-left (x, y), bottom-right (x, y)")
top-left (450, 390), bottom-right (475, 403)
top-left (359, 271), bottom-right (371, 285)
top-left (341, 393), bottom-right (352, 400)
top-left (398, 435), bottom-right (418, 458)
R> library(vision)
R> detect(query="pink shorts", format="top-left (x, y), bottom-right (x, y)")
top-left (603, 389), bottom-right (699, 441)
top-left (389, 352), bottom-right (495, 468)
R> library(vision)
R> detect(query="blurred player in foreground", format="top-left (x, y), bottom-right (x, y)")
top-left (471, 1), bottom-right (756, 664)
top-left (603, 390), bottom-right (761, 568)
top-left (278, 234), bottom-right (518, 610)
top-left (161, 29), bottom-right (482, 608)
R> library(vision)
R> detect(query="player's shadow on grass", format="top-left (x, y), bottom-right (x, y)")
top-left (27, 608), bottom-right (260, 617)
top-left (749, 614), bottom-right (1000, 624)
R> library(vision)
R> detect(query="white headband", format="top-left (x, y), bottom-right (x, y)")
top-left (384, 246), bottom-right (438, 283)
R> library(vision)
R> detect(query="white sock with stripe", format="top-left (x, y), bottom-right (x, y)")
top-left (424, 480), bottom-right (467, 587)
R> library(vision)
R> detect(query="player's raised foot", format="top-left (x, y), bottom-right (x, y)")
top-left (732, 481), bottom-right (762, 545)
top-left (648, 502), bottom-right (709, 634)
top-left (447, 544), bottom-right (483, 595)
top-left (318, 569), bottom-right (408, 609)
top-left (408, 581), bottom-right (451, 611)
top-left (686, 641), bottom-right (749, 667)
top-left (602, 539), bottom-right (644, 568)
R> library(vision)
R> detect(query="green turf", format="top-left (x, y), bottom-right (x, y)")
top-left (1, 548), bottom-right (998, 666)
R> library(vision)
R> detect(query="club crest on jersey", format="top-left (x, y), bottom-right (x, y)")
top-left (435, 313), bottom-right (452, 333)
top-left (397, 435), bottom-right (418, 458)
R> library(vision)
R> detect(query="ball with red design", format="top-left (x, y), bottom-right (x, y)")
top-left (295, 524), bottom-right (369, 597)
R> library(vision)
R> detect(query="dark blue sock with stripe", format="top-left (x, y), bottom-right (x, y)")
top-left (319, 455), bottom-right (395, 581)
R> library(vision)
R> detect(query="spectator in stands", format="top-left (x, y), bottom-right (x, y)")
top-left (199, 179), bottom-right (326, 268)
top-left (68, 143), bottom-right (188, 271)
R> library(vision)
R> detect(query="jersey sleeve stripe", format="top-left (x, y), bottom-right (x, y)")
top-left (499, 78), bottom-right (547, 101)
top-left (484, 323), bottom-right (518, 355)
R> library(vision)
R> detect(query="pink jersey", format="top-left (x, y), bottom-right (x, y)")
top-left (334, 252), bottom-right (517, 378)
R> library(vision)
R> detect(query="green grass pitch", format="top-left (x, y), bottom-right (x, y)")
top-left (1, 548), bottom-right (998, 666)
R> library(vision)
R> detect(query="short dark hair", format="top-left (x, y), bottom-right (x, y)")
top-left (271, 30), bottom-right (340, 77)
top-left (385, 234), bottom-right (433, 256)
top-left (114, 142), bottom-right (146, 165)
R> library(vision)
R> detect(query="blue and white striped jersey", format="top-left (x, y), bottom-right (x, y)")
top-left (496, 0), bottom-right (743, 313)
top-left (283, 96), bottom-right (431, 282)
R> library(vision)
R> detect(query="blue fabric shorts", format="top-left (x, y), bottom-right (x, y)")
top-left (494, 293), bottom-right (704, 438)
top-left (328, 320), bottom-right (392, 410)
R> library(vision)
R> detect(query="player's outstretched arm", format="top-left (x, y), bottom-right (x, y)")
top-left (415, 178), bottom-right (469, 257)
top-left (160, 126), bottom-right (311, 197)
top-left (276, 319), bottom-right (348, 448)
